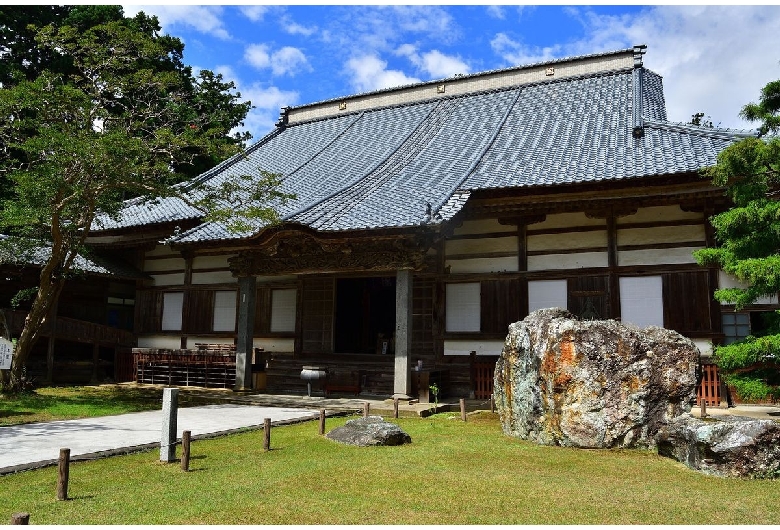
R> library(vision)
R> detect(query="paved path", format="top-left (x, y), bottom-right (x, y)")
top-left (0, 404), bottom-right (319, 474)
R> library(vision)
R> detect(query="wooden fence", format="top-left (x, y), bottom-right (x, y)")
top-left (133, 348), bottom-right (236, 389)
top-left (697, 362), bottom-right (722, 407)
top-left (472, 356), bottom-right (497, 400)
top-left (115, 348), bottom-right (134, 383)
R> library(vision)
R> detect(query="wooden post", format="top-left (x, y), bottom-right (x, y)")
top-left (91, 342), bottom-right (100, 383)
top-left (319, 409), bottom-right (326, 436)
top-left (460, 398), bottom-right (466, 422)
top-left (10, 513), bottom-right (30, 525)
top-left (263, 418), bottom-right (271, 451)
top-left (393, 398), bottom-right (399, 419)
top-left (363, 402), bottom-right (370, 418)
top-left (56, 448), bottom-right (70, 501)
top-left (469, 350), bottom-right (477, 399)
top-left (490, 395), bottom-right (495, 413)
top-left (181, 430), bottom-right (191, 471)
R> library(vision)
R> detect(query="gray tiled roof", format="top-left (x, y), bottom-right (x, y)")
top-left (0, 235), bottom-right (148, 279)
top-left (95, 54), bottom-right (756, 244)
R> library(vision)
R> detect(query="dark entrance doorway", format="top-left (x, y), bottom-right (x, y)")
top-left (334, 277), bottom-right (396, 354)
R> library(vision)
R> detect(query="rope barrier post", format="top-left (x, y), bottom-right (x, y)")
top-left (10, 513), bottom-right (30, 525)
top-left (263, 418), bottom-right (271, 451)
top-left (56, 448), bottom-right (70, 501)
top-left (181, 430), bottom-right (191, 471)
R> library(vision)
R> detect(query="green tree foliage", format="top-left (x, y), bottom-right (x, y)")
top-left (0, 6), bottom-right (251, 200)
top-left (694, 78), bottom-right (780, 401)
top-left (0, 17), bottom-right (285, 392)
top-left (689, 112), bottom-right (714, 128)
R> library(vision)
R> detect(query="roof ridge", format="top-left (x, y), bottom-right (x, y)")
top-left (287, 47), bottom-right (635, 112)
top-left (642, 117), bottom-right (758, 139)
top-left (283, 67), bottom-right (635, 131)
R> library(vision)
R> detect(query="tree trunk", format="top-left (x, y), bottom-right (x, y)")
top-left (8, 254), bottom-right (66, 393)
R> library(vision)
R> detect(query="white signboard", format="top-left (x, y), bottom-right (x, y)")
top-left (0, 338), bottom-right (13, 370)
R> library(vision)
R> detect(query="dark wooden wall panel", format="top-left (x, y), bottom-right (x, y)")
top-left (135, 290), bottom-right (162, 333)
top-left (663, 270), bottom-right (712, 334)
top-left (184, 289), bottom-right (214, 333)
top-left (254, 287), bottom-right (272, 334)
top-left (412, 277), bottom-right (435, 357)
top-left (480, 279), bottom-right (522, 334)
top-left (301, 278), bottom-right (334, 354)
top-left (568, 275), bottom-right (610, 320)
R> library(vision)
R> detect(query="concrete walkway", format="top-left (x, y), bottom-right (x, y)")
top-left (690, 403), bottom-right (780, 420)
top-left (0, 404), bottom-right (319, 475)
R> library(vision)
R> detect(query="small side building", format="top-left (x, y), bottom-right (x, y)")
top-left (1, 239), bottom-right (143, 383)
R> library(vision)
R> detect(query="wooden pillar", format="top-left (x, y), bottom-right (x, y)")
top-left (46, 336), bottom-right (55, 384)
top-left (45, 301), bottom-right (59, 384)
top-left (394, 268), bottom-right (412, 398)
top-left (235, 276), bottom-right (256, 391)
top-left (607, 210), bottom-right (621, 319)
top-left (90, 343), bottom-right (100, 384)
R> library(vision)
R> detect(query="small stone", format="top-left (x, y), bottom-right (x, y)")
top-left (326, 416), bottom-right (412, 446)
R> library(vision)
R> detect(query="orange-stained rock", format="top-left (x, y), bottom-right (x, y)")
top-left (494, 308), bottom-right (698, 448)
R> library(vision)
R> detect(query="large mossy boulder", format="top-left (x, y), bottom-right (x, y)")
top-left (494, 308), bottom-right (698, 448)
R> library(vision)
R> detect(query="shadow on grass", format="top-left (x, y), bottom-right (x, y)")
top-left (0, 386), bottom-right (166, 425)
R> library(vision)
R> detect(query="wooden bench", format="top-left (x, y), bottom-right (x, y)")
top-left (324, 370), bottom-right (361, 397)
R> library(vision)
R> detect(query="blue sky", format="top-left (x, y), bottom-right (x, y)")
top-left (123, 5), bottom-right (780, 143)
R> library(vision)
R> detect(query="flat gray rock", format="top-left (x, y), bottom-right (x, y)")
top-left (326, 416), bottom-right (411, 447)
top-left (656, 414), bottom-right (780, 478)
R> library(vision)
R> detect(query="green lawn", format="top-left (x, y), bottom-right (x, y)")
top-left (0, 385), bottom-right (172, 425)
top-left (3, 411), bottom-right (780, 525)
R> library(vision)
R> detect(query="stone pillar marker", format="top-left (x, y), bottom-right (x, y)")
top-left (394, 269), bottom-right (412, 398)
top-left (235, 275), bottom-right (257, 391)
top-left (160, 387), bottom-right (178, 463)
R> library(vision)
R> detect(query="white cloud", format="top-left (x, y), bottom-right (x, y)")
top-left (488, 6), bottom-right (780, 130)
top-left (345, 55), bottom-right (421, 93)
top-left (569, 6), bottom-right (780, 129)
top-left (397, 45), bottom-right (470, 79)
top-left (222, 81), bottom-right (300, 140)
top-left (391, 6), bottom-right (456, 36)
top-left (490, 33), bottom-right (562, 66)
top-left (122, 5), bottom-right (230, 40)
top-left (241, 85), bottom-right (300, 138)
top-left (244, 44), bottom-right (311, 77)
top-left (240, 6), bottom-right (272, 22)
top-left (244, 44), bottom-right (271, 70)
top-left (281, 16), bottom-right (318, 37)
top-left (486, 6), bottom-right (505, 20)
top-left (326, 5), bottom-right (461, 56)
top-left (271, 47), bottom-right (311, 76)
